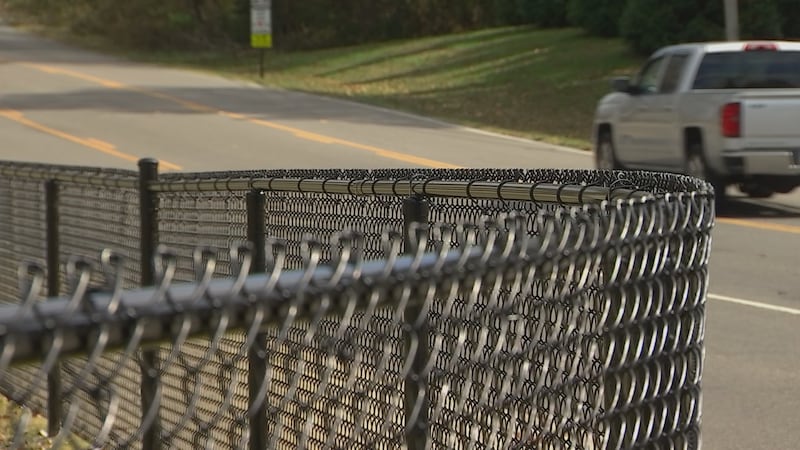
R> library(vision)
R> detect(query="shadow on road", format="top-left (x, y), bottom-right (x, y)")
top-left (0, 87), bottom-right (455, 129)
top-left (718, 196), bottom-right (800, 218)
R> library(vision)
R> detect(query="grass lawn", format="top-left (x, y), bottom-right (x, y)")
top-left (8, 16), bottom-right (644, 150)
top-left (0, 396), bottom-right (51, 449)
top-left (146, 27), bottom-right (644, 149)
top-left (0, 395), bottom-right (87, 449)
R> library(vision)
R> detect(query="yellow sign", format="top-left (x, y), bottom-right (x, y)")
top-left (251, 34), bottom-right (272, 48)
top-left (251, 0), bottom-right (272, 49)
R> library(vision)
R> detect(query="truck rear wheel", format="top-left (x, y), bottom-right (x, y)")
top-left (687, 143), bottom-right (727, 206)
top-left (739, 182), bottom-right (774, 199)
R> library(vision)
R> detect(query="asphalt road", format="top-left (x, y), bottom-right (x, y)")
top-left (1, 22), bottom-right (799, 449)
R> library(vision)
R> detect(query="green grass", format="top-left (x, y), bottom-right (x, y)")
top-left (149, 27), bottom-right (643, 149)
top-left (0, 396), bottom-right (51, 449)
top-left (7, 15), bottom-right (644, 150)
top-left (0, 395), bottom-right (91, 449)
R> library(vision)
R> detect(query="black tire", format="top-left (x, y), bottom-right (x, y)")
top-left (740, 184), bottom-right (774, 199)
top-left (748, 191), bottom-right (775, 199)
top-left (596, 130), bottom-right (621, 170)
top-left (686, 142), bottom-right (727, 206)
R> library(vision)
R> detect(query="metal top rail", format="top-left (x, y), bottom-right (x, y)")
top-left (149, 177), bottom-right (650, 204)
top-left (1, 225), bottom-right (535, 365)
top-left (2, 160), bottom-right (712, 207)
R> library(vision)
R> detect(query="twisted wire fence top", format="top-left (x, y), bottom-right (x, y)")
top-left (0, 160), bottom-right (714, 450)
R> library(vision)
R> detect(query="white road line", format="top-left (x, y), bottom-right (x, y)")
top-left (268, 86), bottom-right (593, 156)
top-left (708, 293), bottom-right (800, 315)
top-left (459, 127), bottom-right (592, 155)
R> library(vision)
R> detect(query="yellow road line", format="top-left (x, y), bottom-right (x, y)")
top-left (24, 63), bottom-right (125, 89)
top-left (132, 87), bottom-right (216, 113)
top-left (245, 117), bottom-right (462, 167)
top-left (328, 136), bottom-right (462, 168)
top-left (0, 109), bottom-right (182, 171)
top-left (24, 63), bottom-right (462, 169)
top-left (219, 111), bottom-right (247, 120)
top-left (717, 217), bottom-right (800, 235)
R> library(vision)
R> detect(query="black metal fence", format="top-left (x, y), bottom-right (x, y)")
top-left (0, 159), bottom-right (714, 449)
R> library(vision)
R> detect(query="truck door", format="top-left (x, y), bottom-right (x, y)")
top-left (614, 56), bottom-right (669, 166)
top-left (646, 54), bottom-right (689, 169)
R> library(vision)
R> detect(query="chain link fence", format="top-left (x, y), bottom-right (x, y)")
top-left (0, 159), bottom-right (714, 449)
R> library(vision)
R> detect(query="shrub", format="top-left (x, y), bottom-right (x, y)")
top-left (738, 0), bottom-right (783, 39)
top-left (528, 0), bottom-right (570, 27)
top-left (567, 0), bottom-right (627, 37)
top-left (775, 0), bottom-right (800, 38)
top-left (619, 0), bottom-right (686, 54)
top-left (621, 0), bottom-right (783, 55)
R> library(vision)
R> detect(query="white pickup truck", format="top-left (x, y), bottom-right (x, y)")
top-left (593, 41), bottom-right (800, 201)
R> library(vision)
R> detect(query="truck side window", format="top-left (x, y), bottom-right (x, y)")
top-left (635, 57), bottom-right (667, 94)
top-left (660, 54), bottom-right (689, 93)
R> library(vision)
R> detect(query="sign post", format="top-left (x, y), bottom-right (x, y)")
top-left (250, 0), bottom-right (273, 77)
top-left (724, 0), bottom-right (739, 41)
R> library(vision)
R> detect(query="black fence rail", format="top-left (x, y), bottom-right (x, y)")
top-left (0, 159), bottom-right (715, 449)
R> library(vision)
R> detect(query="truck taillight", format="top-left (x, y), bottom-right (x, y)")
top-left (721, 102), bottom-right (741, 137)
top-left (744, 42), bottom-right (778, 51)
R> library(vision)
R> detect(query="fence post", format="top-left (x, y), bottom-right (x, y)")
top-left (138, 158), bottom-right (162, 450)
top-left (402, 195), bottom-right (431, 450)
top-left (45, 179), bottom-right (62, 437)
top-left (246, 190), bottom-right (269, 450)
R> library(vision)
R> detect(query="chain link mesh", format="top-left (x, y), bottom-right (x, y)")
top-left (0, 161), bottom-right (713, 449)
top-left (0, 175), bottom-right (46, 303)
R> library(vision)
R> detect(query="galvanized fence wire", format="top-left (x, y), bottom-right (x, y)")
top-left (0, 160), bottom-right (714, 449)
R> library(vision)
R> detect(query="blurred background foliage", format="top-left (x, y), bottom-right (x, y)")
top-left (0, 0), bottom-right (796, 53)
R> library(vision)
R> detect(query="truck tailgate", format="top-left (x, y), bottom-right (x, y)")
top-left (741, 91), bottom-right (800, 140)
